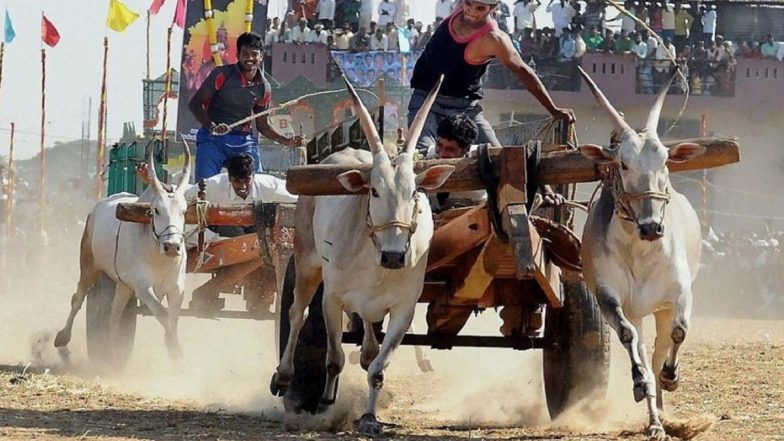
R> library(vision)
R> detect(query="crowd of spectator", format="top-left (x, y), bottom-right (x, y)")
top-left (262, 0), bottom-right (783, 94)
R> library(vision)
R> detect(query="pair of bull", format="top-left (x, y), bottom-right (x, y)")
top-left (55, 68), bottom-right (705, 440)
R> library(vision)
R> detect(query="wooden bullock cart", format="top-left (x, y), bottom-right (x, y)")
top-left (110, 135), bottom-right (739, 418)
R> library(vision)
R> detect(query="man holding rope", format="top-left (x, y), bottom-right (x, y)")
top-left (407, 0), bottom-right (575, 205)
top-left (189, 32), bottom-right (303, 181)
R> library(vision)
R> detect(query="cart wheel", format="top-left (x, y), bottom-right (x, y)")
top-left (276, 257), bottom-right (328, 414)
top-left (86, 273), bottom-right (137, 369)
top-left (542, 277), bottom-right (610, 419)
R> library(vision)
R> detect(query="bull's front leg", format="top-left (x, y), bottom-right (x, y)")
top-left (321, 290), bottom-right (345, 406)
top-left (358, 306), bottom-right (415, 437)
top-left (596, 289), bottom-right (664, 440)
top-left (163, 285), bottom-right (184, 361)
top-left (107, 283), bottom-right (134, 367)
top-left (654, 287), bottom-right (693, 403)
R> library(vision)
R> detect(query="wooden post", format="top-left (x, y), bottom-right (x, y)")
top-left (96, 36), bottom-right (109, 200)
top-left (39, 48), bottom-right (46, 234)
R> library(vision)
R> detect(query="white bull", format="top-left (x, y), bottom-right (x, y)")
top-left (272, 77), bottom-right (454, 436)
top-left (54, 143), bottom-right (191, 364)
top-left (578, 67), bottom-right (706, 440)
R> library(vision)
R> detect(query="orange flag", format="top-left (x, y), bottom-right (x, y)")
top-left (41, 14), bottom-right (60, 47)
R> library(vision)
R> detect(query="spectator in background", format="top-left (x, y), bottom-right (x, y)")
top-left (349, 25), bottom-right (370, 51)
top-left (370, 27), bottom-right (389, 50)
top-left (689, 3), bottom-right (704, 45)
top-left (377, 0), bottom-right (396, 28)
top-left (291, 17), bottom-right (311, 44)
top-left (278, 21), bottom-right (293, 43)
top-left (613, 29), bottom-right (634, 54)
top-left (606, 0), bottom-right (636, 37)
top-left (316, 0), bottom-right (336, 30)
top-left (702, 4), bottom-right (717, 44)
top-left (520, 27), bottom-right (537, 60)
top-left (585, 25), bottom-right (604, 52)
top-left (547, 0), bottom-right (576, 38)
top-left (435, 0), bottom-right (455, 22)
top-left (760, 33), bottom-right (777, 59)
top-left (581, 0), bottom-right (605, 36)
top-left (334, 21), bottom-right (354, 50)
top-left (649, 1), bottom-right (663, 34)
top-left (339, 0), bottom-right (361, 32)
top-left (265, 17), bottom-right (280, 50)
top-left (386, 22), bottom-right (400, 50)
top-left (514, 0), bottom-right (539, 36)
top-left (735, 40), bottom-right (754, 59)
top-left (574, 28), bottom-right (587, 59)
top-left (602, 28), bottom-right (616, 53)
top-left (403, 18), bottom-right (420, 49)
top-left (293, 0), bottom-right (318, 26)
top-left (309, 23), bottom-right (329, 44)
top-left (654, 36), bottom-right (676, 84)
top-left (661, 1), bottom-right (675, 41)
top-left (673, 1), bottom-right (694, 53)
top-left (634, 2), bottom-right (649, 34)
top-left (417, 24), bottom-right (434, 50)
top-left (634, 31), bottom-right (653, 93)
top-left (369, 21), bottom-right (378, 36)
top-left (495, 1), bottom-right (512, 33)
top-left (558, 28), bottom-right (576, 61)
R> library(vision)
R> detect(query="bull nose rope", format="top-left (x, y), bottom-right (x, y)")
top-left (605, 165), bottom-right (671, 226)
top-left (366, 192), bottom-right (421, 254)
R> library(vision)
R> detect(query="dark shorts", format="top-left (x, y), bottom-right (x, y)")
top-left (406, 89), bottom-right (501, 154)
top-left (195, 127), bottom-right (261, 181)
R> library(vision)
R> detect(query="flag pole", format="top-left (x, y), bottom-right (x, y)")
top-left (96, 36), bottom-right (108, 200)
top-left (204, 0), bottom-right (222, 65)
top-left (161, 24), bottom-right (173, 147)
top-left (5, 122), bottom-right (14, 235)
top-left (244, 0), bottom-right (254, 33)
top-left (39, 48), bottom-right (46, 234)
top-left (0, 43), bottom-right (5, 104)
top-left (146, 10), bottom-right (151, 80)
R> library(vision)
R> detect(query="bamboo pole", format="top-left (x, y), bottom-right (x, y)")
top-left (0, 43), bottom-right (5, 103)
top-left (161, 25), bottom-right (174, 145)
top-left (146, 10), bottom-right (151, 80)
top-left (244, 0), bottom-right (254, 33)
top-left (204, 0), bottom-right (222, 66)
top-left (6, 122), bottom-right (14, 234)
top-left (39, 48), bottom-right (46, 234)
top-left (96, 36), bottom-right (109, 200)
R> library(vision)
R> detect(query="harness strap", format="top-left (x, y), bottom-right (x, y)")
top-left (366, 193), bottom-right (421, 253)
top-left (605, 166), bottom-right (671, 225)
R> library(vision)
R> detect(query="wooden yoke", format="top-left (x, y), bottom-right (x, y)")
top-left (497, 146), bottom-right (539, 280)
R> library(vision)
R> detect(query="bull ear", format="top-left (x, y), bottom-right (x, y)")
top-left (579, 144), bottom-right (615, 164)
top-left (415, 165), bottom-right (455, 190)
top-left (337, 169), bottom-right (370, 192)
top-left (668, 142), bottom-right (706, 163)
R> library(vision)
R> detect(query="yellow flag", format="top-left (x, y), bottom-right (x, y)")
top-left (106, 0), bottom-right (139, 32)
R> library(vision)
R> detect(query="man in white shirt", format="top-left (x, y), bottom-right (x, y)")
top-left (513, 0), bottom-right (540, 34)
top-left (435, 0), bottom-right (455, 21)
top-left (377, 0), bottom-right (397, 27)
top-left (264, 17), bottom-right (280, 49)
top-left (290, 17), bottom-right (311, 44)
top-left (316, 0), bottom-right (336, 30)
top-left (308, 23), bottom-right (330, 44)
top-left (369, 28), bottom-right (389, 50)
top-left (701, 5), bottom-right (717, 44)
top-left (546, 0), bottom-right (576, 37)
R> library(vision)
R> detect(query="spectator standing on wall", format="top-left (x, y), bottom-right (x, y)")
top-left (654, 36), bottom-right (676, 84)
top-left (278, 21), bottom-right (293, 43)
top-left (649, 1), bottom-right (663, 34)
top-left (613, 29), bottom-right (633, 54)
top-left (580, 0), bottom-right (605, 36)
top-left (495, 1), bottom-right (512, 33)
top-left (340, 0), bottom-right (361, 32)
top-left (334, 22), bottom-right (354, 49)
top-left (309, 23), bottom-right (330, 44)
top-left (661, 2), bottom-right (675, 41)
top-left (436, 0), bottom-right (456, 22)
top-left (265, 17), bottom-right (280, 50)
top-left (291, 17), bottom-right (311, 44)
top-left (316, 0), bottom-right (336, 30)
top-left (386, 22), bottom-right (400, 50)
top-left (377, 0), bottom-right (397, 28)
top-left (760, 34), bottom-right (778, 59)
top-left (514, 0), bottom-right (540, 35)
top-left (701, 5), bottom-right (717, 44)
top-left (370, 27), bottom-right (389, 50)
top-left (547, 0), bottom-right (576, 37)
top-left (689, 2), bottom-right (703, 45)
top-left (633, 31), bottom-right (653, 93)
top-left (673, 1), bottom-right (694, 53)
top-left (417, 24), bottom-right (434, 50)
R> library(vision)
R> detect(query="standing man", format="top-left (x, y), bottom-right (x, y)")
top-left (408, 0), bottom-right (574, 153)
top-left (408, 0), bottom-right (573, 204)
top-left (189, 32), bottom-right (303, 181)
top-left (435, 0), bottom-right (455, 22)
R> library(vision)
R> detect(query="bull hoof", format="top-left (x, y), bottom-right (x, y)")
top-left (53, 330), bottom-right (70, 348)
top-left (358, 413), bottom-right (383, 437)
top-left (647, 423), bottom-right (669, 441)
top-left (659, 363), bottom-right (679, 392)
top-left (633, 381), bottom-right (648, 403)
top-left (417, 358), bottom-right (434, 373)
top-left (270, 372), bottom-right (289, 397)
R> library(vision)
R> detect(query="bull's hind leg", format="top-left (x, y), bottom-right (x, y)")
top-left (597, 291), bottom-right (664, 440)
top-left (320, 289), bottom-right (345, 405)
top-left (358, 306), bottom-right (415, 437)
top-left (273, 262), bottom-right (322, 393)
top-left (54, 270), bottom-right (101, 348)
top-left (107, 283), bottom-right (134, 365)
top-left (360, 319), bottom-right (380, 371)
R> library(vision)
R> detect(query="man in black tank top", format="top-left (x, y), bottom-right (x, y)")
top-left (408, 0), bottom-right (574, 158)
top-left (189, 32), bottom-right (303, 181)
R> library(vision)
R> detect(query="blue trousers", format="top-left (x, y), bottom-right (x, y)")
top-left (195, 128), bottom-right (261, 181)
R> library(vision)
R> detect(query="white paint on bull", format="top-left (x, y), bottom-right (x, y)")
top-left (54, 142), bottom-right (193, 364)
top-left (272, 75), bottom-right (453, 436)
top-left (578, 66), bottom-right (707, 441)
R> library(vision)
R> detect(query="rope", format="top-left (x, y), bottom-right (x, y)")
top-left (605, 0), bottom-right (689, 137)
top-left (191, 198), bottom-right (210, 273)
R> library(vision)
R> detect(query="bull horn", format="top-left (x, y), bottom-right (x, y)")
top-left (577, 66), bottom-right (633, 137)
top-left (645, 66), bottom-right (679, 135)
top-left (405, 74), bottom-right (443, 156)
top-left (342, 75), bottom-right (383, 155)
top-left (175, 137), bottom-right (192, 195)
top-left (147, 143), bottom-right (165, 194)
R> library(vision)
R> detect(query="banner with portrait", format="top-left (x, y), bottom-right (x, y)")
top-left (330, 50), bottom-right (423, 88)
top-left (177, 0), bottom-right (269, 142)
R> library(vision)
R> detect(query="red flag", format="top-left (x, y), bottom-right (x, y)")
top-left (149, 0), bottom-right (166, 15)
top-left (172, 0), bottom-right (186, 28)
top-left (41, 14), bottom-right (60, 47)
